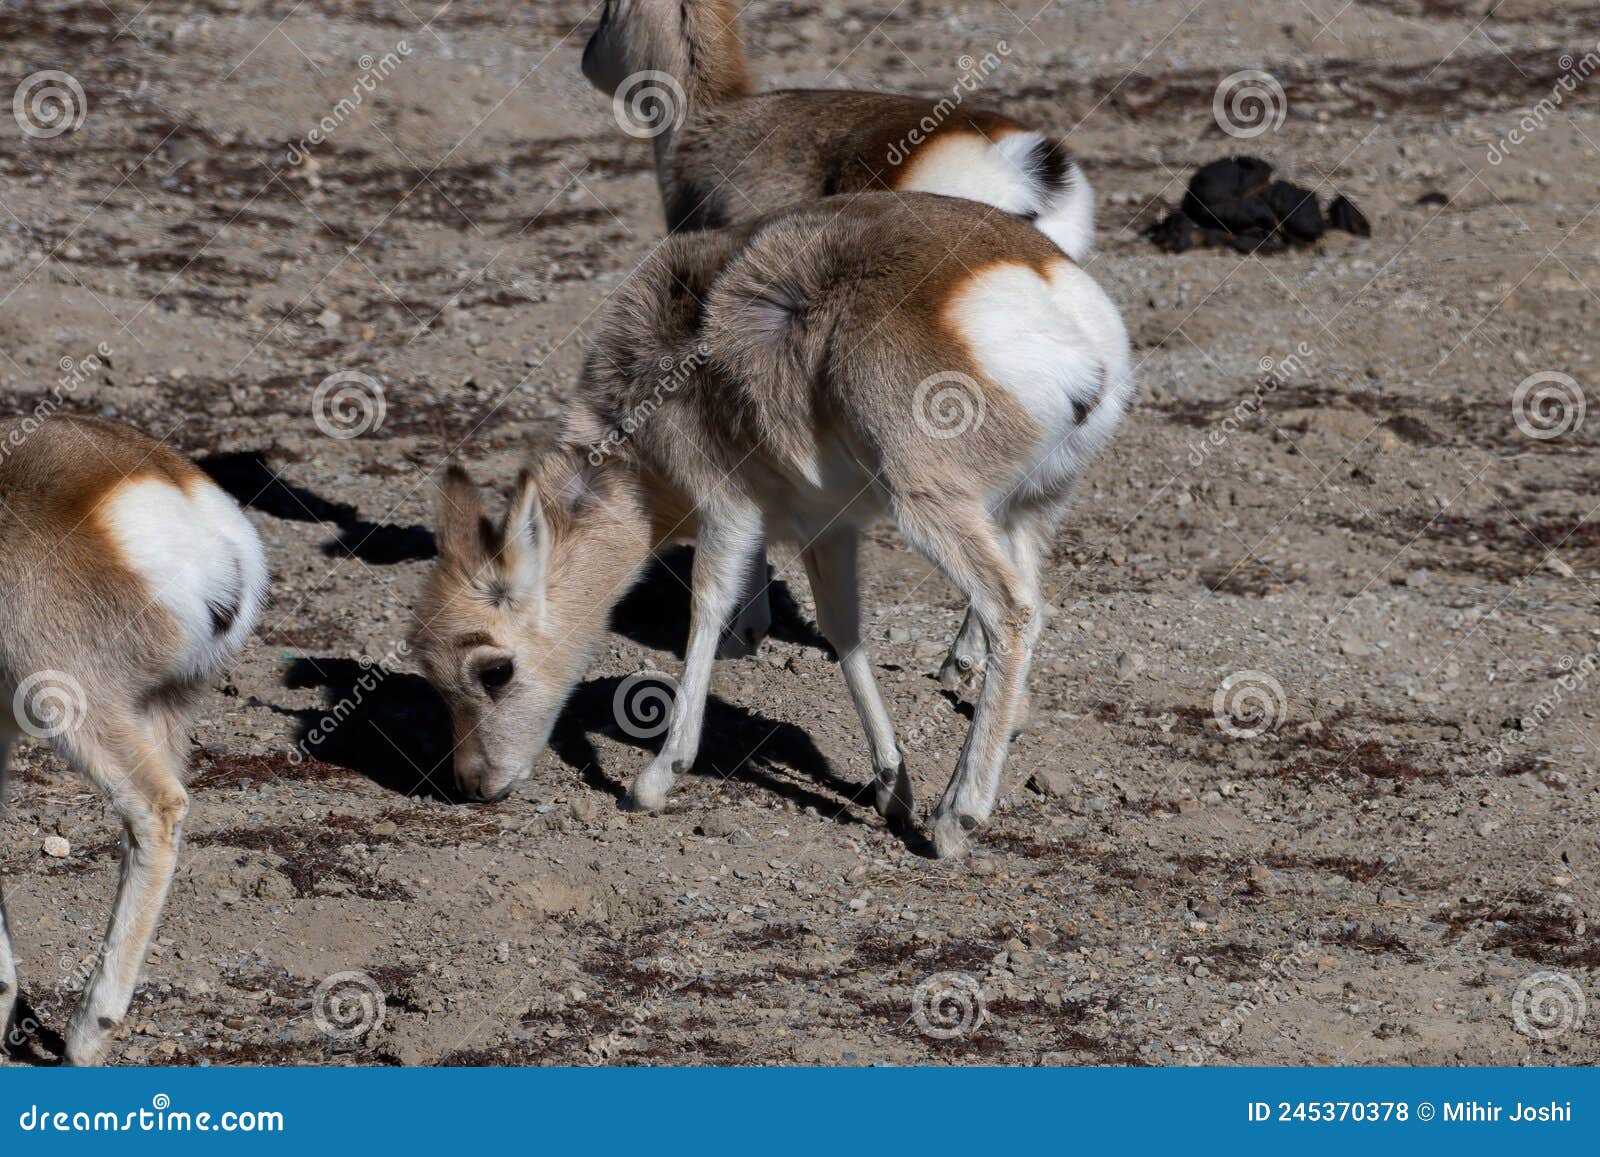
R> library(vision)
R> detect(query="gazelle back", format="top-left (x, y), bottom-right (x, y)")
top-left (581, 0), bottom-right (1095, 261)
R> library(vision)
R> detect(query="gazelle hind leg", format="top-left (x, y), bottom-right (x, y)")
top-left (629, 506), bottom-right (763, 811)
top-left (0, 729), bottom-right (16, 1045)
top-left (939, 524), bottom-right (1044, 734)
top-left (716, 539), bottom-right (773, 660)
top-left (1002, 517), bottom-right (1053, 738)
top-left (801, 530), bottom-right (913, 826)
top-left (897, 500), bottom-right (1040, 858)
top-left (61, 718), bottom-right (190, 1066)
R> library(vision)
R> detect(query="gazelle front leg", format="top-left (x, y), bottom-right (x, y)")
top-left (801, 530), bottom-right (913, 826)
top-left (62, 722), bottom-right (189, 1066)
top-left (628, 507), bottom-right (763, 811)
top-left (716, 540), bottom-right (773, 659)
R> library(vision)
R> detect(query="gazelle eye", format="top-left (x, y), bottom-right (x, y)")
top-left (478, 658), bottom-right (514, 695)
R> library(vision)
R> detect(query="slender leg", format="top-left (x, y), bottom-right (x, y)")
top-left (629, 507), bottom-right (763, 811)
top-left (801, 530), bottom-right (913, 826)
top-left (939, 523), bottom-right (1049, 713)
top-left (0, 728), bottom-right (16, 1045)
top-left (938, 605), bottom-right (986, 693)
top-left (896, 500), bottom-right (1040, 858)
top-left (1002, 518), bottom-right (1052, 737)
top-left (716, 539), bottom-right (773, 660)
top-left (61, 718), bottom-right (190, 1066)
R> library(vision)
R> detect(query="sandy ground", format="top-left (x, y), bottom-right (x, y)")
top-left (1, 0), bottom-right (1598, 1067)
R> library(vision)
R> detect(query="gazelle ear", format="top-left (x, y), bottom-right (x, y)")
top-left (435, 464), bottom-right (492, 570)
top-left (499, 468), bottom-right (551, 614)
top-left (552, 445), bottom-right (608, 517)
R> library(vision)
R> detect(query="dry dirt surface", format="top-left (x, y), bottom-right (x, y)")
top-left (2, 0), bottom-right (1598, 1067)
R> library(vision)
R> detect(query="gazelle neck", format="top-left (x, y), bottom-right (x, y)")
top-left (651, 1), bottom-right (753, 169)
top-left (680, 0), bottom-right (755, 105)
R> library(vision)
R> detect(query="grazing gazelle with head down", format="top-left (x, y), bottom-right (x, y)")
top-left (0, 417), bottom-right (266, 1064)
top-left (412, 193), bottom-right (1130, 857)
top-left (582, 0), bottom-right (1098, 664)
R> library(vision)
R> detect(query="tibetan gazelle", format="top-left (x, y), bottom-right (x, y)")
top-left (413, 193), bottom-right (1130, 857)
top-left (0, 417), bottom-right (266, 1064)
top-left (581, 0), bottom-right (1094, 259)
top-left (582, 0), bottom-right (1096, 663)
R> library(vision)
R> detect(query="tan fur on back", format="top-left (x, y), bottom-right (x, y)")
top-left (577, 193), bottom-right (1064, 499)
top-left (583, 2), bottom-right (1082, 243)
top-left (0, 418), bottom-right (202, 675)
top-left (663, 91), bottom-right (1031, 231)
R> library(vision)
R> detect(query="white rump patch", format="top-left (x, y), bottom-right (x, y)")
top-left (896, 130), bottom-right (1095, 262)
top-left (943, 259), bottom-right (1132, 501)
top-left (100, 476), bottom-right (268, 678)
top-left (896, 132), bottom-right (1041, 215)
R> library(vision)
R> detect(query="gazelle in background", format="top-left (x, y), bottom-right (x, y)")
top-left (581, 0), bottom-right (1096, 668)
top-left (0, 417), bottom-right (266, 1064)
top-left (413, 193), bottom-right (1130, 857)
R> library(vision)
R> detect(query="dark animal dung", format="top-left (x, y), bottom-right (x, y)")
top-left (1144, 156), bottom-right (1370, 254)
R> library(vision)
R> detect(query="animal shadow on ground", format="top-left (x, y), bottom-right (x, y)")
top-left (274, 662), bottom-right (908, 839)
top-left (1, 994), bottom-right (68, 1066)
top-left (551, 673), bottom-right (899, 834)
top-left (612, 546), bottom-right (829, 658)
top-left (279, 657), bottom-right (458, 801)
top-left (271, 557), bottom-right (918, 843)
top-left (198, 450), bottom-right (435, 564)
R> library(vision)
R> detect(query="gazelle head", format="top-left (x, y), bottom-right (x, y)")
top-left (411, 455), bottom-right (648, 802)
top-left (581, 0), bottom-right (751, 102)
top-left (581, 0), bottom-right (650, 96)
